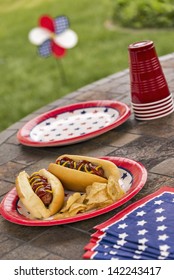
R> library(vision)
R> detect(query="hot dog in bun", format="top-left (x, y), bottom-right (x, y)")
top-left (48, 154), bottom-right (122, 193)
top-left (16, 169), bottom-right (64, 219)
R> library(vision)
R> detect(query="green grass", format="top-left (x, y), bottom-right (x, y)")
top-left (1, 0), bottom-right (174, 131)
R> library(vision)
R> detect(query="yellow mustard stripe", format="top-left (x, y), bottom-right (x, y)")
top-left (35, 185), bottom-right (44, 193)
top-left (29, 177), bottom-right (41, 186)
top-left (84, 165), bottom-right (92, 173)
top-left (45, 190), bottom-right (53, 193)
top-left (95, 165), bottom-right (102, 170)
top-left (62, 161), bottom-right (69, 167)
top-left (77, 164), bottom-right (82, 171)
top-left (29, 172), bottom-right (39, 179)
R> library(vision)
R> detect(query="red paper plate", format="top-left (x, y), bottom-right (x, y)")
top-left (0, 157), bottom-right (147, 226)
top-left (17, 100), bottom-right (131, 147)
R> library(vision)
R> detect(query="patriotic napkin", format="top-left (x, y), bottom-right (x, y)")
top-left (83, 186), bottom-right (174, 260)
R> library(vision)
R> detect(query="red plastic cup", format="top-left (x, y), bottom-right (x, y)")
top-left (134, 106), bottom-right (174, 120)
top-left (128, 40), bottom-right (171, 104)
top-left (133, 102), bottom-right (174, 116)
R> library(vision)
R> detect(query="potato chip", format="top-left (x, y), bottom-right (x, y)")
top-left (107, 176), bottom-right (125, 201)
top-left (53, 173), bottom-right (125, 220)
top-left (60, 192), bottom-right (81, 213)
top-left (53, 211), bottom-right (70, 220)
top-left (68, 202), bottom-right (87, 216)
top-left (86, 190), bottom-right (109, 205)
top-left (86, 182), bottom-right (107, 197)
top-left (76, 193), bottom-right (87, 204)
top-left (86, 198), bottom-right (114, 212)
top-left (85, 203), bottom-right (98, 211)
top-left (97, 199), bottom-right (113, 208)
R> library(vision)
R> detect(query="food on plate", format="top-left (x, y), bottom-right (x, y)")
top-left (54, 192), bottom-right (87, 219)
top-left (48, 154), bottom-right (122, 192)
top-left (15, 155), bottom-right (125, 221)
top-left (51, 155), bottom-right (125, 220)
top-left (16, 169), bottom-right (64, 219)
top-left (53, 175), bottom-right (125, 220)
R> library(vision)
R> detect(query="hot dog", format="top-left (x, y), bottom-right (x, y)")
top-left (16, 169), bottom-right (65, 219)
top-left (48, 154), bottom-right (122, 192)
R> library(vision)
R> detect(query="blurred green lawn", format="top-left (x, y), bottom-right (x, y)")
top-left (1, 0), bottom-right (174, 131)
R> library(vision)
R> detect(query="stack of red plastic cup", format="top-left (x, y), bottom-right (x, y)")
top-left (128, 40), bottom-right (174, 120)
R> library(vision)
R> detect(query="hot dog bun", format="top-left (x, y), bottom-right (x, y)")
top-left (48, 154), bottom-right (121, 192)
top-left (16, 169), bottom-right (64, 219)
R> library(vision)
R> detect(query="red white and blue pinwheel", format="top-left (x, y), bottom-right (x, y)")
top-left (28, 15), bottom-right (78, 58)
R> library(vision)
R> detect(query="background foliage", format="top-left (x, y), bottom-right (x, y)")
top-left (1, 0), bottom-right (174, 131)
top-left (113, 0), bottom-right (174, 28)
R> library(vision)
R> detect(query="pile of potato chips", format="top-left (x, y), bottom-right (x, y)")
top-left (53, 176), bottom-right (125, 220)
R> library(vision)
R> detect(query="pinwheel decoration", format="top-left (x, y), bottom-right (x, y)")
top-left (28, 15), bottom-right (78, 58)
top-left (28, 15), bottom-right (78, 83)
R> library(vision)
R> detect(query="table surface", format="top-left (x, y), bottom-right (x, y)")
top-left (1, 53), bottom-right (174, 260)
